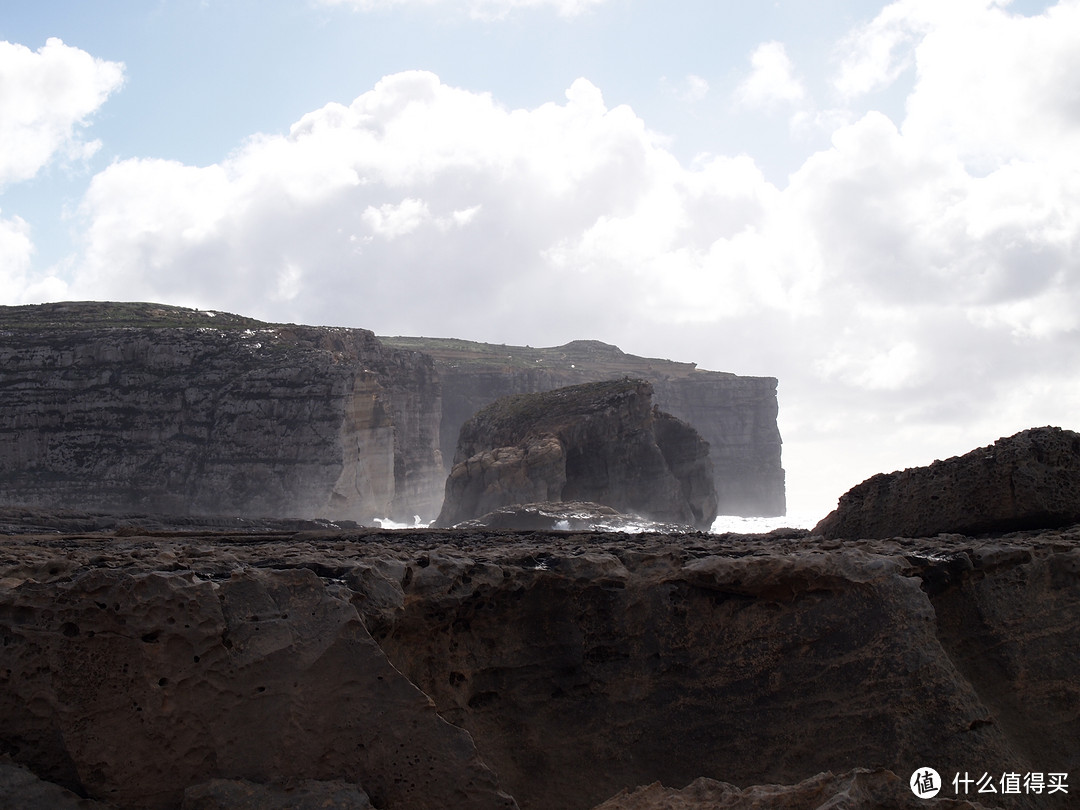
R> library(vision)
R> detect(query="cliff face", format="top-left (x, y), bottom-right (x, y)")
top-left (381, 337), bottom-right (785, 517)
top-left (0, 305), bottom-right (783, 524)
top-left (435, 379), bottom-right (717, 529)
top-left (1, 512), bottom-right (1077, 810)
top-left (0, 303), bottom-right (443, 523)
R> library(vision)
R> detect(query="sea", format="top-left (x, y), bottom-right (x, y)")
top-left (373, 512), bottom-right (821, 534)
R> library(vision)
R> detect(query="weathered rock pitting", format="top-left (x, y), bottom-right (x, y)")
top-left (816, 426), bottom-right (1080, 540)
top-left (435, 379), bottom-right (718, 529)
top-left (0, 559), bottom-right (514, 810)
top-left (1, 509), bottom-right (1078, 810)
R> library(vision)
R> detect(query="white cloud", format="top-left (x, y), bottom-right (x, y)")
top-left (315, 0), bottom-right (607, 19)
top-left (67, 72), bottom-right (683, 333)
top-left (734, 41), bottom-right (806, 109)
top-left (0, 38), bottom-right (125, 187)
top-left (362, 198), bottom-right (431, 239)
top-left (48, 0), bottom-right (1080, 516)
top-left (901, 0), bottom-right (1080, 170)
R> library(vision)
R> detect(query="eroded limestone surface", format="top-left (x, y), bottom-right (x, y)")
top-left (1, 510), bottom-right (1078, 810)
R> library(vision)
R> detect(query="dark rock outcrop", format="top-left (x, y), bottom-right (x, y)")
top-left (381, 336), bottom-right (785, 516)
top-left (0, 563), bottom-right (515, 810)
top-left (591, 769), bottom-right (996, 809)
top-left (181, 778), bottom-right (373, 810)
top-left (816, 426), bottom-right (1080, 540)
top-left (0, 757), bottom-right (111, 809)
top-left (434, 379), bottom-right (718, 529)
top-left (2, 514), bottom-right (1079, 809)
top-left (0, 302), bottom-right (443, 523)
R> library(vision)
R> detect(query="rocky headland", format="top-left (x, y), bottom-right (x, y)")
top-left (381, 336), bottom-right (785, 517)
top-left (0, 302), bottom-right (785, 523)
top-left (435, 379), bottom-right (718, 530)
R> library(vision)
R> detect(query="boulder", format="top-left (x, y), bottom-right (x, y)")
top-left (815, 426), bottom-right (1080, 540)
top-left (434, 379), bottom-right (717, 529)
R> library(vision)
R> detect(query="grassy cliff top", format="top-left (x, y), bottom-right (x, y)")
top-left (467, 378), bottom-right (652, 437)
top-left (379, 335), bottom-right (722, 379)
top-left (0, 302), bottom-right (268, 331)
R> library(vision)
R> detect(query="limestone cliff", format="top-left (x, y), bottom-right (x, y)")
top-left (0, 302), bottom-right (443, 522)
top-left (435, 379), bottom-right (718, 529)
top-left (381, 337), bottom-right (785, 517)
top-left (1, 509), bottom-right (1077, 809)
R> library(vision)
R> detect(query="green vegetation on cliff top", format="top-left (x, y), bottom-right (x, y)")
top-left (380, 335), bottom-right (711, 378)
top-left (468, 378), bottom-right (651, 436)
top-left (0, 302), bottom-right (267, 331)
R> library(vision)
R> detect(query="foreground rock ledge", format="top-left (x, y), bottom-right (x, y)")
top-left (2, 514), bottom-right (1078, 810)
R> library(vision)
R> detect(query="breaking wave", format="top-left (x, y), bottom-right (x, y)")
top-left (370, 512), bottom-right (820, 534)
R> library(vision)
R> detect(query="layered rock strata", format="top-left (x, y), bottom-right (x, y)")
top-left (381, 337), bottom-right (785, 516)
top-left (435, 379), bottom-right (718, 529)
top-left (0, 302), bottom-right (443, 522)
top-left (816, 426), bottom-right (1080, 540)
top-left (2, 509), bottom-right (1078, 810)
top-left (0, 303), bottom-right (786, 524)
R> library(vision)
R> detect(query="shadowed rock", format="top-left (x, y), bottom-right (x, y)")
top-left (815, 426), bottom-right (1080, 540)
top-left (590, 770), bottom-right (998, 810)
top-left (434, 379), bottom-right (718, 529)
top-left (181, 778), bottom-right (372, 810)
top-left (0, 566), bottom-right (516, 810)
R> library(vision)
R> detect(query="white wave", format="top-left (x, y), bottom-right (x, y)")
top-left (710, 513), bottom-right (819, 534)
top-left (369, 512), bottom-right (821, 534)
top-left (372, 515), bottom-right (431, 529)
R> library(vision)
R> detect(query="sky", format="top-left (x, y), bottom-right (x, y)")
top-left (2, 0), bottom-right (1079, 522)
